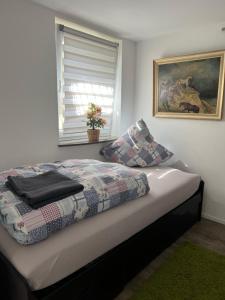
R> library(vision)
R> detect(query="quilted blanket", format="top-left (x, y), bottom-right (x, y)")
top-left (0, 159), bottom-right (150, 245)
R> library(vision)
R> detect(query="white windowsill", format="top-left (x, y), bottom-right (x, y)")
top-left (58, 137), bottom-right (117, 147)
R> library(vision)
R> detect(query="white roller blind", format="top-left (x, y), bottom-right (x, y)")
top-left (57, 25), bottom-right (120, 144)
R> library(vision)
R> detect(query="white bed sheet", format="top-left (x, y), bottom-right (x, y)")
top-left (0, 167), bottom-right (201, 290)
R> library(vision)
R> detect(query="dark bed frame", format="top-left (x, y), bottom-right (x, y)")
top-left (0, 181), bottom-right (204, 300)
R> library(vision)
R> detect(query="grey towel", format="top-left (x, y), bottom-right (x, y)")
top-left (6, 171), bottom-right (84, 209)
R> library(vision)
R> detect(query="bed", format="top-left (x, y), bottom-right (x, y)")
top-left (0, 165), bottom-right (204, 300)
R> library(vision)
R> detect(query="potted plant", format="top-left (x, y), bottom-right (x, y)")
top-left (86, 103), bottom-right (106, 143)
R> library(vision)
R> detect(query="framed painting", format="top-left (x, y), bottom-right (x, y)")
top-left (153, 50), bottom-right (225, 120)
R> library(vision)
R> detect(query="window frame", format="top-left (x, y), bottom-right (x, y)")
top-left (55, 17), bottom-right (122, 146)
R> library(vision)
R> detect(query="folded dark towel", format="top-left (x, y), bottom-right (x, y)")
top-left (6, 171), bottom-right (84, 209)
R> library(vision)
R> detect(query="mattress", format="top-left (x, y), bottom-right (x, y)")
top-left (0, 167), bottom-right (201, 290)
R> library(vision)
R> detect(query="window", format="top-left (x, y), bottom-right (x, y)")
top-left (56, 20), bottom-right (122, 145)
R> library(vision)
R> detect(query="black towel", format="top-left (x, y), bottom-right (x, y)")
top-left (6, 171), bottom-right (84, 209)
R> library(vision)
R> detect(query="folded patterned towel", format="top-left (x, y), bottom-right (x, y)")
top-left (6, 170), bottom-right (84, 209)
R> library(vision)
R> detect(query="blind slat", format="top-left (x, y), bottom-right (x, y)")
top-left (63, 59), bottom-right (115, 74)
top-left (63, 116), bottom-right (112, 128)
top-left (63, 86), bottom-right (114, 96)
top-left (64, 93), bottom-right (113, 99)
top-left (64, 100), bottom-right (113, 107)
top-left (63, 126), bottom-right (111, 132)
top-left (64, 72), bottom-right (115, 85)
top-left (64, 52), bottom-right (116, 69)
top-left (64, 66), bottom-right (115, 80)
top-left (64, 36), bottom-right (117, 56)
top-left (63, 45), bottom-right (116, 63)
top-left (64, 81), bottom-right (114, 90)
top-left (63, 126), bottom-right (112, 133)
top-left (64, 111), bottom-right (112, 117)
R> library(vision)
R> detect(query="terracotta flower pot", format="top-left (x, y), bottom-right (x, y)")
top-left (87, 129), bottom-right (100, 143)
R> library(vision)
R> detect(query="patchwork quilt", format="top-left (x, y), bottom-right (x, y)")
top-left (0, 159), bottom-right (150, 245)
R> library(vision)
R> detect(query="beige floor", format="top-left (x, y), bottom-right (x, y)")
top-left (115, 218), bottom-right (225, 300)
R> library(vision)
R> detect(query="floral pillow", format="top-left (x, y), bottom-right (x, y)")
top-left (101, 119), bottom-right (173, 167)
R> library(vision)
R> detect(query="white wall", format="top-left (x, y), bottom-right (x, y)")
top-left (0, 0), bottom-right (136, 170)
top-left (121, 39), bottom-right (136, 133)
top-left (135, 23), bottom-right (225, 224)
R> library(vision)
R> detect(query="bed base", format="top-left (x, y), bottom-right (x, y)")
top-left (0, 181), bottom-right (204, 300)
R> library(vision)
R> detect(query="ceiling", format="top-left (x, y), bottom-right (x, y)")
top-left (33, 0), bottom-right (225, 41)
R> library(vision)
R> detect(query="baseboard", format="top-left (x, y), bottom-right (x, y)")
top-left (202, 213), bottom-right (225, 225)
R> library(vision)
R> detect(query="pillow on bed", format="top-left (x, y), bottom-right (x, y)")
top-left (101, 119), bottom-right (173, 167)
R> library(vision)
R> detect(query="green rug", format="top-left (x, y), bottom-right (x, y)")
top-left (130, 242), bottom-right (225, 300)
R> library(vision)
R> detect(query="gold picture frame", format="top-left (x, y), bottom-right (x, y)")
top-left (153, 50), bottom-right (225, 120)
